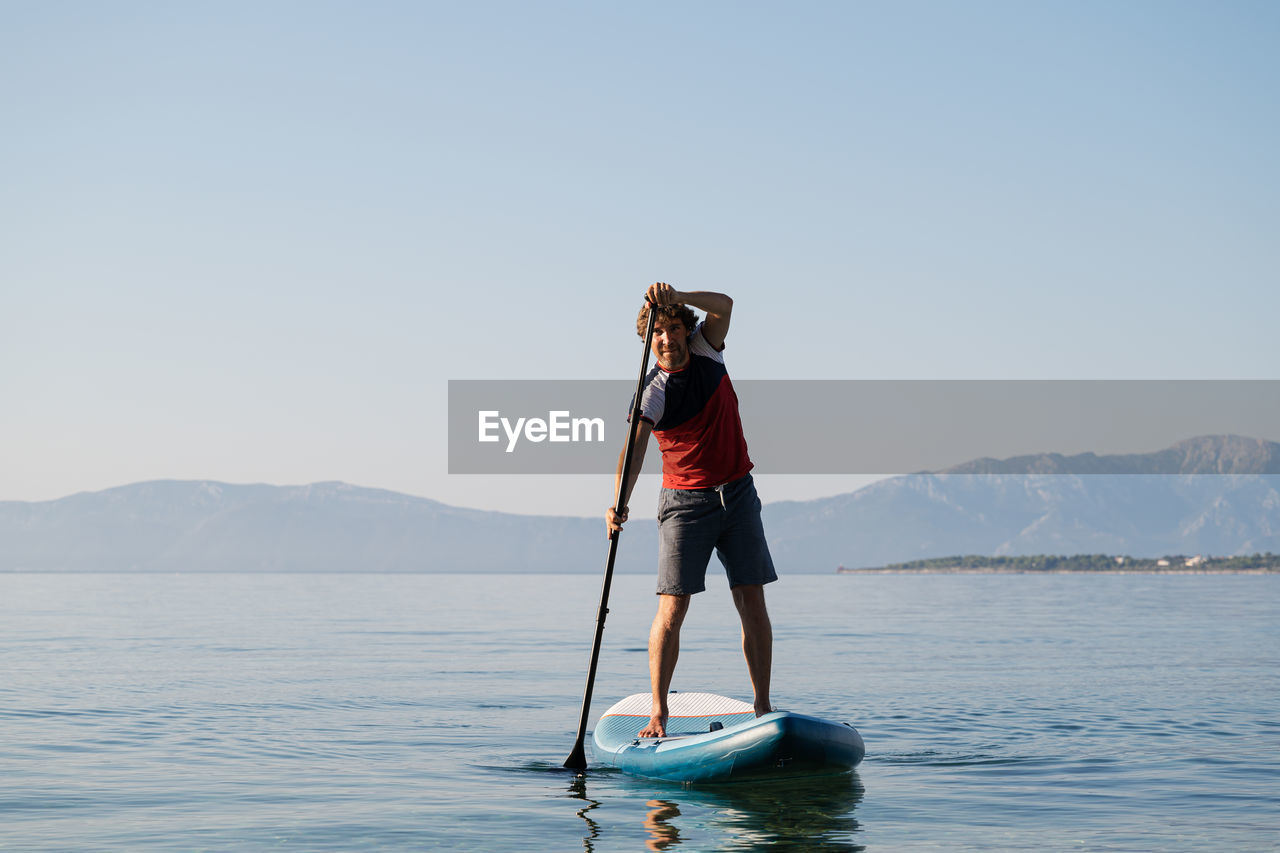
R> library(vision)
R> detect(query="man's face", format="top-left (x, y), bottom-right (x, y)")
top-left (651, 315), bottom-right (690, 371)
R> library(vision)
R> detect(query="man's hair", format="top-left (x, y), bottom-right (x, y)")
top-left (637, 302), bottom-right (700, 338)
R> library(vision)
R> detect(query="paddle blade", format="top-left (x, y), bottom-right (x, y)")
top-left (564, 740), bottom-right (587, 772)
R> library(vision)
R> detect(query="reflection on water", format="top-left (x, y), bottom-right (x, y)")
top-left (675, 774), bottom-right (866, 852)
top-left (568, 777), bottom-right (601, 852)
top-left (570, 773), bottom-right (865, 852)
top-left (643, 800), bottom-right (682, 850)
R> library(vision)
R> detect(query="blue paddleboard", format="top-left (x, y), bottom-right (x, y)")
top-left (592, 692), bottom-right (864, 783)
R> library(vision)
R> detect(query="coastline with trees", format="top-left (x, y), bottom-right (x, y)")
top-left (838, 553), bottom-right (1280, 574)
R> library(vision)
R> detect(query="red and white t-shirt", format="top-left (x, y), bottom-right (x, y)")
top-left (631, 323), bottom-right (753, 489)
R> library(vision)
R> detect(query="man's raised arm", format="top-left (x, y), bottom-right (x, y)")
top-left (645, 282), bottom-right (733, 350)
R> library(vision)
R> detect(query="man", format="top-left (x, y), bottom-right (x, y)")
top-left (606, 282), bottom-right (777, 738)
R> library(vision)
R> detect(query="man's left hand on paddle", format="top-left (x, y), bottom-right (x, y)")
top-left (606, 505), bottom-right (629, 536)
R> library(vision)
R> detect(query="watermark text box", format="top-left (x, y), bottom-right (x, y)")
top-left (448, 380), bottom-right (1280, 474)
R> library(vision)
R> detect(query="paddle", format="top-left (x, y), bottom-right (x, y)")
top-left (564, 301), bottom-right (658, 772)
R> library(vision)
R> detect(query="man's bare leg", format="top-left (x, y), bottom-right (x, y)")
top-left (639, 593), bottom-right (690, 737)
top-left (731, 584), bottom-right (773, 716)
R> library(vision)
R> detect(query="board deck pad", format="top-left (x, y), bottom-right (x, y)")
top-left (594, 692), bottom-right (757, 742)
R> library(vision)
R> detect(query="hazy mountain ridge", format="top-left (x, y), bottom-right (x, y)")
top-left (764, 470), bottom-right (1280, 569)
top-left (940, 435), bottom-right (1280, 475)
top-left (763, 436), bottom-right (1280, 568)
top-left (0, 480), bottom-right (658, 573)
top-left (3, 436), bottom-right (1278, 572)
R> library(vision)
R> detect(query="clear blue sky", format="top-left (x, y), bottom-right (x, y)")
top-left (3, 1), bottom-right (1277, 515)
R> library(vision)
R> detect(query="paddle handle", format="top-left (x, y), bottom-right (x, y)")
top-left (564, 302), bottom-right (658, 771)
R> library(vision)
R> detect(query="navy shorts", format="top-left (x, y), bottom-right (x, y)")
top-left (656, 473), bottom-right (778, 595)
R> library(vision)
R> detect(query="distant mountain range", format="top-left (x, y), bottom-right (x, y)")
top-left (0, 481), bottom-right (634, 573)
top-left (937, 433), bottom-right (1280, 475)
top-left (2, 435), bottom-right (1278, 572)
top-left (767, 435), bottom-right (1280, 568)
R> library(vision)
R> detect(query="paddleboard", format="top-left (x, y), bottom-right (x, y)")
top-left (592, 692), bottom-right (864, 783)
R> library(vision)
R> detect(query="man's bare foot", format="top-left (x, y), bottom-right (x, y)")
top-left (754, 702), bottom-right (773, 717)
top-left (638, 713), bottom-right (667, 738)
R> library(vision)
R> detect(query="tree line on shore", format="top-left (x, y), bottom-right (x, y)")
top-left (842, 553), bottom-right (1280, 572)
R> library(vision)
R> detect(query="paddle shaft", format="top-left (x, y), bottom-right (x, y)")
top-left (564, 303), bottom-right (658, 771)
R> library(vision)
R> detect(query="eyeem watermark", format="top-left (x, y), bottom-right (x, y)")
top-left (478, 410), bottom-right (606, 453)
top-left (449, 379), bottom-right (1280, 475)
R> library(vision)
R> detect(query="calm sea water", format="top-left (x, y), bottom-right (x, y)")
top-left (1, 571), bottom-right (1277, 851)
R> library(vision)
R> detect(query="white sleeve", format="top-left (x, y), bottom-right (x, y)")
top-left (688, 322), bottom-right (725, 363)
top-left (630, 374), bottom-right (666, 425)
